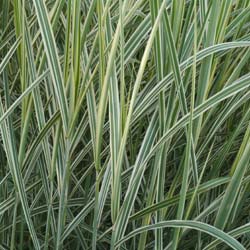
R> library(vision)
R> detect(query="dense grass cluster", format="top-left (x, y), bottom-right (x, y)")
top-left (1, 0), bottom-right (250, 249)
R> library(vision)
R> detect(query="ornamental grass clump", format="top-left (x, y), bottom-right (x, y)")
top-left (1, 0), bottom-right (250, 249)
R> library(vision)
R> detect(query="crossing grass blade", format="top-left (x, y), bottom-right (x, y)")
top-left (115, 220), bottom-right (245, 250)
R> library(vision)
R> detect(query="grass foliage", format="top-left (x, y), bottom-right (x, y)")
top-left (1, 0), bottom-right (250, 249)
